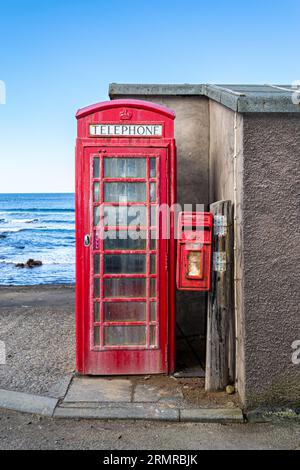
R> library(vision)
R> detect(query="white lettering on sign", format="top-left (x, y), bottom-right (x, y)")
top-left (89, 124), bottom-right (163, 137)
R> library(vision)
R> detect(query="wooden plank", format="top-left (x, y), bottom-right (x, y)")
top-left (205, 200), bottom-right (235, 391)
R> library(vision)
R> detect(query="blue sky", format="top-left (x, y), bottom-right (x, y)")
top-left (0, 0), bottom-right (299, 192)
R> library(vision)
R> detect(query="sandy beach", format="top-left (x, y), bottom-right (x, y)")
top-left (0, 285), bottom-right (75, 396)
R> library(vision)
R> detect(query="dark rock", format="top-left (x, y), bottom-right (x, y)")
top-left (15, 259), bottom-right (43, 268)
top-left (26, 259), bottom-right (43, 268)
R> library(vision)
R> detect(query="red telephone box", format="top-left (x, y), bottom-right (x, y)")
top-left (75, 99), bottom-right (176, 375)
top-left (176, 212), bottom-right (213, 291)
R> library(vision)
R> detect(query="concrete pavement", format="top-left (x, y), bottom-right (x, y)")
top-left (0, 408), bottom-right (299, 450)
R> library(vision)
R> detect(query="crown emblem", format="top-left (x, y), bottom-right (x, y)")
top-left (120, 108), bottom-right (133, 120)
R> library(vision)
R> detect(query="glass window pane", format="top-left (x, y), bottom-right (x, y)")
top-left (104, 326), bottom-right (146, 346)
top-left (150, 325), bottom-right (156, 346)
top-left (150, 230), bottom-right (156, 250)
top-left (104, 205), bottom-right (147, 226)
top-left (150, 183), bottom-right (156, 202)
top-left (104, 302), bottom-right (146, 322)
top-left (104, 230), bottom-right (146, 250)
top-left (151, 206), bottom-right (156, 227)
top-left (104, 278), bottom-right (146, 298)
top-left (150, 302), bottom-right (156, 321)
top-left (94, 302), bottom-right (100, 322)
top-left (94, 326), bottom-right (100, 346)
top-left (94, 182), bottom-right (100, 202)
top-left (104, 254), bottom-right (146, 274)
top-left (150, 158), bottom-right (156, 178)
top-left (94, 206), bottom-right (100, 226)
top-left (104, 158), bottom-right (146, 178)
top-left (94, 254), bottom-right (100, 274)
top-left (150, 278), bottom-right (156, 297)
top-left (94, 278), bottom-right (100, 298)
top-left (150, 254), bottom-right (156, 274)
top-left (93, 157), bottom-right (100, 178)
top-left (104, 183), bottom-right (146, 202)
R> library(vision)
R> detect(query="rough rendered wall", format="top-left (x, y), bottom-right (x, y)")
top-left (111, 94), bottom-right (210, 344)
top-left (209, 101), bottom-right (245, 401)
top-left (242, 113), bottom-right (300, 408)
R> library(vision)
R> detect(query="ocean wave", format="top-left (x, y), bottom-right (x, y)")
top-left (0, 208), bottom-right (74, 213)
top-left (0, 258), bottom-right (74, 266)
top-left (0, 227), bottom-right (24, 233)
top-left (12, 218), bottom-right (38, 224)
top-left (1, 218), bottom-right (39, 224)
top-left (0, 226), bottom-right (74, 234)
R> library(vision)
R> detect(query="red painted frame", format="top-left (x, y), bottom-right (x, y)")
top-left (75, 99), bottom-right (176, 375)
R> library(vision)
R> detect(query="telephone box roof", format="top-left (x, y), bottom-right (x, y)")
top-left (76, 98), bottom-right (176, 119)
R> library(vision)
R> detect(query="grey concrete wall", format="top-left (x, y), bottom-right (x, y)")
top-left (209, 101), bottom-right (245, 401)
top-left (111, 94), bottom-right (210, 344)
top-left (241, 113), bottom-right (300, 408)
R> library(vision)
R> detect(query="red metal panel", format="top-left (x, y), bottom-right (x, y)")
top-left (75, 99), bottom-right (176, 375)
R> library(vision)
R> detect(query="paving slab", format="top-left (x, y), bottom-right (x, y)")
top-left (180, 408), bottom-right (244, 423)
top-left (64, 377), bottom-right (132, 403)
top-left (0, 388), bottom-right (58, 416)
top-left (46, 373), bottom-right (73, 399)
top-left (133, 383), bottom-right (183, 403)
top-left (54, 403), bottom-right (179, 421)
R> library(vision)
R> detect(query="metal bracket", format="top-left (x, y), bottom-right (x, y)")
top-left (213, 251), bottom-right (226, 272)
top-left (214, 215), bottom-right (227, 236)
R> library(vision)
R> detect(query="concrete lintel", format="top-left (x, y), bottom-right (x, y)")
top-left (0, 389), bottom-right (58, 417)
top-left (180, 408), bottom-right (245, 423)
top-left (237, 95), bottom-right (300, 113)
top-left (109, 83), bottom-right (300, 113)
top-left (203, 84), bottom-right (240, 112)
top-left (109, 83), bottom-right (204, 98)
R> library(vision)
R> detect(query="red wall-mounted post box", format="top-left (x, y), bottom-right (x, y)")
top-left (176, 212), bottom-right (213, 291)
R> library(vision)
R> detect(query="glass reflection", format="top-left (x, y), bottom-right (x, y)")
top-left (104, 254), bottom-right (146, 274)
top-left (104, 183), bottom-right (146, 202)
top-left (104, 158), bottom-right (146, 178)
top-left (104, 325), bottom-right (146, 346)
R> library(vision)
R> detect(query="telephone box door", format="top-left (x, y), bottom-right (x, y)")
top-left (79, 146), bottom-right (169, 375)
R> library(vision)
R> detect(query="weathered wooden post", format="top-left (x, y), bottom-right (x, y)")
top-left (205, 200), bottom-right (235, 391)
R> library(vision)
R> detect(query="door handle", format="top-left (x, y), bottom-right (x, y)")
top-left (84, 234), bottom-right (90, 247)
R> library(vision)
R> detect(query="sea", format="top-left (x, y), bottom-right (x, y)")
top-left (0, 193), bottom-right (75, 285)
